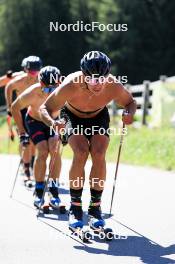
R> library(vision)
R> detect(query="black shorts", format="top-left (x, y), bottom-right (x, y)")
top-left (60, 106), bottom-right (110, 143)
top-left (25, 114), bottom-right (56, 145)
top-left (20, 108), bottom-right (28, 132)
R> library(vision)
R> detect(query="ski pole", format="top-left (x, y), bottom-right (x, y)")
top-left (37, 139), bottom-right (62, 217)
top-left (109, 122), bottom-right (126, 217)
top-left (10, 148), bottom-right (24, 198)
top-left (7, 115), bottom-right (15, 153)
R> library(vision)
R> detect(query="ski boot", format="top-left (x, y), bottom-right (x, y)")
top-left (88, 205), bottom-right (105, 229)
top-left (69, 205), bottom-right (84, 229)
top-left (49, 187), bottom-right (66, 214)
top-left (69, 205), bottom-right (91, 242)
top-left (34, 188), bottom-right (44, 208)
top-left (34, 184), bottom-right (49, 214)
top-left (88, 205), bottom-right (113, 241)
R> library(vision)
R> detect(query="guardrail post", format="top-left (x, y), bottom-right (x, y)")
top-left (142, 81), bottom-right (150, 126)
top-left (125, 83), bottom-right (131, 91)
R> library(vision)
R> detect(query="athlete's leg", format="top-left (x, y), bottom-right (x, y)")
top-left (89, 134), bottom-right (109, 190)
top-left (22, 143), bottom-right (32, 179)
top-left (68, 135), bottom-right (89, 189)
top-left (88, 134), bottom-right (109, 226)
top-left (48, 136), bottom-right (61, 180)
top-left (30, 141), bottom-right (36, 170)
top-left (34, 140), bottom-right (49, 182)
top-left (68, 135), bottom-right (89, 227)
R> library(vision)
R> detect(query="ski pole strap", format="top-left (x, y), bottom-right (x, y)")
top-left (89, 201), bottom-right (101, 207)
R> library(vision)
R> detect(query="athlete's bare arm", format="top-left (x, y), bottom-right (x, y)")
top-left (11, 87), bottom-right (36, 134)
top-left (40, 81), bottom-right (76, 127)
top-left (0, 71), bottom-right (24, 88)
top-left (0, 75), bottom-right (12, 88)
top-left (111, 81), bottom-right (137, 115)
top-left (5, 77), bottom-right (24, 111)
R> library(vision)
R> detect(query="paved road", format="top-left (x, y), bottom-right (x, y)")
top-left (0, 154), bottom-right (175, 264)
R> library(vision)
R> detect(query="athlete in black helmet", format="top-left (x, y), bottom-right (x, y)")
top-left (80, 51), bottom-right (111, 77)
top-left (12, 66), bottom-right (64, 208)
top-left (40, 51), bottom-right (137, 229)
top-left (5, 56), bottom-right (42, 185)
top-left (39, 66), bottom-right (61, 86)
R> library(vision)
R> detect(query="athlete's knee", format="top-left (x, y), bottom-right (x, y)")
top-left (73, 145), bottom-right (89, 161)
top-left (36, 146), bottom-right (48, 161)
top-left (49, 144), bottom-right (60, 156)
top-left (91, 147), bottom-right (106, 161)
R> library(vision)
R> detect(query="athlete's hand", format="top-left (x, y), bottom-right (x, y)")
top-left (122, 110), bottom-right (134, 125)
top-left (9, 129), bottom-right (15, 141)
top-left (52, 118), bottom-right (66, 134)
top-left (6, 70), bottom-right (13, 78)
top-left (19, 133), bottom-right (30, 146)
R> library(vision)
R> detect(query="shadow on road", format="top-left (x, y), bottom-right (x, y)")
top-left (75, 236), bottom-right (175, 264)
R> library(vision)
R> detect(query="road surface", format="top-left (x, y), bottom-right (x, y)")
top-left (0, 154), bottom-right (175, 264)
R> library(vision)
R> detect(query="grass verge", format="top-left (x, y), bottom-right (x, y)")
top-left (0, 116), bottom-right (174, 171)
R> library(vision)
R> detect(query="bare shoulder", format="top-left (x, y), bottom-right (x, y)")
top-left (106, 74), bottom-right (128, 94)
top-left (21, 83), bottom-right (41, 96)
top-left (12, 71), bottom-right (24, 78)
top-left (61, 71), bottom-right (82, 86)
top-left (7, 73), bottom-right (27, 87)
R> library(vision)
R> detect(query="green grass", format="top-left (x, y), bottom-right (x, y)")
top-left (0, 116), bottom-right (174, 171)
top-left (107, 126), bottom-right (175, 171)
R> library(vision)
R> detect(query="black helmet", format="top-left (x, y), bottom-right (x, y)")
top-left (26, 56), bottom-right (42, 71)
top-left (80, 51), bottom-right (111, 77)
top-left (39, 66), bottom-right (61, 86)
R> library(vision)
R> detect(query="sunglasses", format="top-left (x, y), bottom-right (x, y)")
top-left (87, 77), bottom-right (108, 86)
top-left (42, 87), bottom-right (56, 93)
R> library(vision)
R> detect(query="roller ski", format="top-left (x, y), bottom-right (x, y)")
top-left (88, 206), bottom-right (113, 241)
top-left (48, 186), bottom-right (66, 214)
top-left (69, 205), bottom-right (91, 243)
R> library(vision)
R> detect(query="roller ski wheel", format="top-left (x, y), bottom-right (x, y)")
top-left (90, 225), bottom-right (113, 241)
top-left (104, 228), bottom-right (114, 241)
top-left (59, 205), bottom-right (66, 214)
top-left (35, 201), bottom-right (50, 214)
top-left (49, 196), bottom-right (66, 214)
top-left (88, 205), bottom-right (113, 241)
top-left (41, 204), bottom-right (50, 214)
top-left (24, 179), bottom-right (34, 189)
top-left (69, 226), bottom-right (91, 243)
top-left (41, 192), bottom-right (50, 214)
